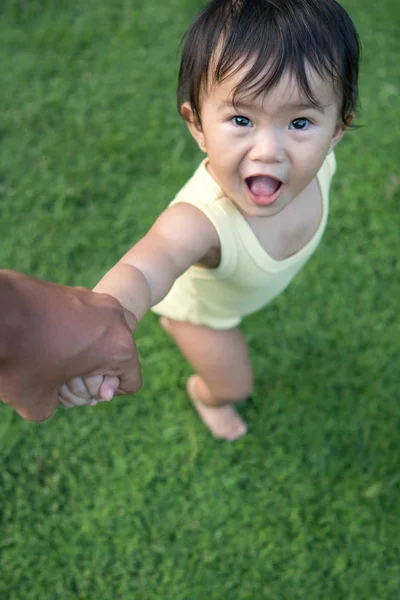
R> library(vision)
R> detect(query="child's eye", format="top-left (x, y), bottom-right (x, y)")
top-left (289, 118), bottom-right (312, 130)
top-left (232, 116), bottom-right (253, 127)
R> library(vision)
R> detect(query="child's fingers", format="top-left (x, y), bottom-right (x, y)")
top-left (66, 376), bottom-right (92, 399)
top-left (57, 394), bottom-right (74, 408)
top-left (81, 375), bottom-right (105, 399)
top-left (98, 376), bottom-right (120, 401)
top-left (58, 383), bottom-right (92, 406)
top-left (58, 395), bottom-right (98, 408)
top-left (58, 374), bottom-right (118, 410)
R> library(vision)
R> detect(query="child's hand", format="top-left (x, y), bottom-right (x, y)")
top-left (58, 375), bottom-right (120, 408)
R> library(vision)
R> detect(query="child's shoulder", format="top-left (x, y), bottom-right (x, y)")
top-left (170, 159), bottom-right (222, 210)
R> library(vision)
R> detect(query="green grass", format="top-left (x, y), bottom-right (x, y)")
top-left (0, 0), bottom-right (399, 598)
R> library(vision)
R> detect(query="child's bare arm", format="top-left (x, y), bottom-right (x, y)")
top-left (58, 203), bottom-right (218, 410)
top-left (94, 202), bottom-right (219, 324)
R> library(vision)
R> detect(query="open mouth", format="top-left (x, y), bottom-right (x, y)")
top-left (245, 175), bottom-right (282, 206)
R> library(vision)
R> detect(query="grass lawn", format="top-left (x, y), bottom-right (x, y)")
top-left (0, 0), bottom-right (399, 598)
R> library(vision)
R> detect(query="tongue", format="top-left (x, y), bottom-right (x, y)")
top-left (248, 176), bottom-right (280, 197)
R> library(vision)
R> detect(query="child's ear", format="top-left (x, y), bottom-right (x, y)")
top-left (328, 114), bottom-right (353, 153)
top-left (181, 102), bottom-right (206, 152)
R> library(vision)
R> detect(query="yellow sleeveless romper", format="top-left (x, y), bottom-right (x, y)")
top-left (152, 152), bottom-right (336, 329)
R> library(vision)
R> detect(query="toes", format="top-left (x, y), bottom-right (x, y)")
top-left (191, 397), bottom-right (247, 441)
top-left (187, 375), bottom-right (247, 441)
top-left (226, 421), bottom-right (247, 441)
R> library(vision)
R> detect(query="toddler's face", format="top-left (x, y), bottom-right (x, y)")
top-left (183, 65), bottom-right (346, 218)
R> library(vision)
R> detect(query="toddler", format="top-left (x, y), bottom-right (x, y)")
top-left (59, 0), bottom-right (360, 440)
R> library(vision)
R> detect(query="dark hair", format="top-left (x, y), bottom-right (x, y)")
top-left (177, 0), bottom-right (361, 126)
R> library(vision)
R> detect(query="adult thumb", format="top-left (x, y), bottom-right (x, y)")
top-left (122, 307), bottom-right (138, 332)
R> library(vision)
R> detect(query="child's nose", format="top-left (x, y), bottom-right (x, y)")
top-left (248, 128), bottom-right (284, 163)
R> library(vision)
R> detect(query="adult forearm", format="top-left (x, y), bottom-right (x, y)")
top-left (93, 263), bottom-right (152, 324)
top-left (0, 270), bottom-right (31, 362)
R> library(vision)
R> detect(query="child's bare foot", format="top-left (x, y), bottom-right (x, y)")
top-left (187, 375), bottom-right (247, 441)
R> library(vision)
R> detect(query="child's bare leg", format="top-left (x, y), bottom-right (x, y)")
top-left (160, 317), bottom-right (252, 441)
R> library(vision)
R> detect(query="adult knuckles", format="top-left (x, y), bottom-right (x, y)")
top-left (108, 325), bottom-right (136, 362)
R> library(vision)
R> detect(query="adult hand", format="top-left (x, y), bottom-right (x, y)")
top-left (0, 271), bottom-right (142, 422)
